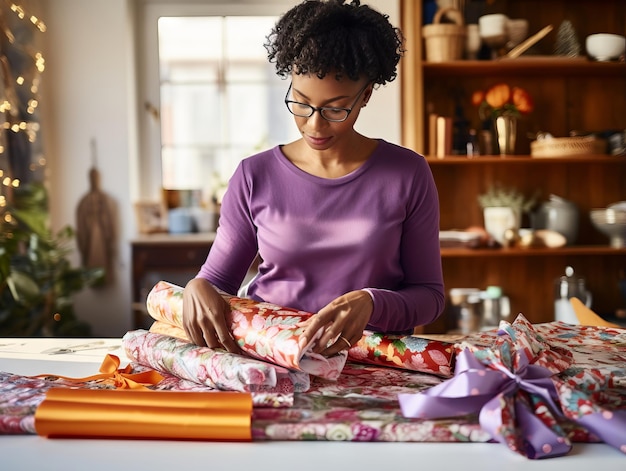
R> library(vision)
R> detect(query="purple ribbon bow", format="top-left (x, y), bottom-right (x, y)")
top-left (398, 347), bottom-right (572, 459)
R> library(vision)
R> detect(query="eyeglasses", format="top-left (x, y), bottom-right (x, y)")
top-left (284, 82), bottom-right (369, 123)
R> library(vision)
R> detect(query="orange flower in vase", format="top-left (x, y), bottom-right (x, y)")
top-left (472, 83), bottom-right (534, 119)
top-left (472, 83), bottom-right (534, 155)
top-left (472, 84), bottom-right (533, 155)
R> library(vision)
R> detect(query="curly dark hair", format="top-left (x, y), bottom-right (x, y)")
top-left (264, 0), bottom-right (405, 85)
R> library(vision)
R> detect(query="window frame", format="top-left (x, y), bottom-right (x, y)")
top-left (136, 0), bottom-right (300, 202)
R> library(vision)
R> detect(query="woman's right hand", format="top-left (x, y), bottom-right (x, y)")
top-left (182, 277), bottom-right (240, 353)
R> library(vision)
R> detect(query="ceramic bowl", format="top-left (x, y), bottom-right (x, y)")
top-left (590, 208), bottom-right (626, 247)
top-left (585, 33), bottom-right (626, 61)
top-left (608, 201), bottom-right (626, 211)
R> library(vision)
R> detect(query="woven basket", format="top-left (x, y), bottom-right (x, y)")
top-left (423, 8), bottom-right (466, 62)
top-left (531, 136), bottom-right (607, 158)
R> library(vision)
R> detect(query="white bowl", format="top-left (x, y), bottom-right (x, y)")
top-left (586, 33), bottom-right (626, 61)
top-left (590, 209), bottom-right (626, 247)
top-left (608, 201), bottom-right (626, 211)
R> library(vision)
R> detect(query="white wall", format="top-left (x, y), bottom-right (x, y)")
top-left (39, 0), bottom-right (400, 337)
top-left (41, 0), bottom-right (137, 336)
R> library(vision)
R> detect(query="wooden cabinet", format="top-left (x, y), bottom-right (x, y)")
top-left (400, 0), bottom-right (626, 331)
top-left (131, 233), bottom-right (215, 329)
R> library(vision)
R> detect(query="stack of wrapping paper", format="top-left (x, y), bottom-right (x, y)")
top-left (2, 280), bottom-right (625, 459)
top-left (144, 280), bottom-right (455, 379)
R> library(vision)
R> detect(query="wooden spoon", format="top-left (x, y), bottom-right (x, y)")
top-left (504, 25), bottom-right (554, 59)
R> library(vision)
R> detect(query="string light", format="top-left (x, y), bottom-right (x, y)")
top-left (9, 3), bottom-right (46, 32)
top-left (0, 0), bottom-right (46, 196)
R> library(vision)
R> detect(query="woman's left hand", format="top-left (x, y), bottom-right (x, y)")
top-left (298, 290), bottom-right (373, 357)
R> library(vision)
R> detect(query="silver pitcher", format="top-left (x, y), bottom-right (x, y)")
top-left (532, 194), bottom-right (579, 245)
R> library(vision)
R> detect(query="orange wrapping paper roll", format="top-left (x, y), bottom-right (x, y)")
top-left (35, 388), bottom-right (252, 441)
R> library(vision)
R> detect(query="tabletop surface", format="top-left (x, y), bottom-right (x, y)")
top-left (0, 338), bottom-right (623, 471)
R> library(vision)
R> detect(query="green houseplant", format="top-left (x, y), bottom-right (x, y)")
top-left (0, 182), bottom-right (104, 336)
top-left (478, 184), bottom-right (538, 245)
top-left (478, 184), bottom-right (538, 214)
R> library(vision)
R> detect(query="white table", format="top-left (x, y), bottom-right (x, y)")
top-left (0, 338), bottom-right (623, 471)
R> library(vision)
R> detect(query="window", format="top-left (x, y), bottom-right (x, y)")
top-left (158, 16), bottom-right (298, 194)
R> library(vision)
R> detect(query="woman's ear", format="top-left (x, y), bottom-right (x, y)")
top-left (362, 85), bottom-right (374, 107)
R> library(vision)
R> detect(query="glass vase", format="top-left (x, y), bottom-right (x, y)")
top-left (495, 115), bottom-right (517, 155)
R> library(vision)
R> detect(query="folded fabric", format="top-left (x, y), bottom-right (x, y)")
top-left (398, 314), bottom-right (626, 459)
top-left (35, 388), bottom-right (252, 441)
top-left (147, 280), bottom-right (455, 378)
top-left (146, 281), bottom-right (348, 380)
top-left (123, 328), bottom-right (310, 395)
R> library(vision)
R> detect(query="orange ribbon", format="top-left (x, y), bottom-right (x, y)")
top-left (35, 388), bottom-right (253, 441)
top-left (34, 354), bottom-right (164, 389)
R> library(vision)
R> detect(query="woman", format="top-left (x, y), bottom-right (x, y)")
top-left (183, 0), bottom-right (444, 357)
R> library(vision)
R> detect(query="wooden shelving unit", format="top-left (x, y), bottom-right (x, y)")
top-left (400, 0), bottom-right (626, 331)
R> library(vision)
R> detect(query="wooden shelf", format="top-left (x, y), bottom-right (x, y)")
top-left (423, 58), bottom-right (626, 77)
top-left (400, 0), bottom-right (626, 330)
top-left (442, 245), bottom-right (626, 258)
top-left (426, 155), bottom-right (625, 164)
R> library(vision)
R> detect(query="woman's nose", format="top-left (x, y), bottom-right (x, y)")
top-left (307, 109), bottom-right (328, 128)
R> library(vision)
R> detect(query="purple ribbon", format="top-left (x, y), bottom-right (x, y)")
top-left (398, 348), bottom-right (572, 459)
top-left (576, 410), bottom-right (626, 452)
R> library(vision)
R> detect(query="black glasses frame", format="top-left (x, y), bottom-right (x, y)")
top-left (284, 82), bottom-right (369, 123)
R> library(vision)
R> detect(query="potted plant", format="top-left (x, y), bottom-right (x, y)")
top-left (478, 183), bottom-right (538, 245)
top-left (0, 182), bottom-right (104, 336)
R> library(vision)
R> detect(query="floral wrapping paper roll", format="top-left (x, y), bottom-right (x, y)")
top-left (123, 329), bottom-right (310, 395)
top-left (146, 280), bottom-right (456, 378)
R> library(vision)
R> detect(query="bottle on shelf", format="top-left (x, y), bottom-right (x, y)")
top-left (554, 266), bottom-right (593, 324)
top-left (466, 129), bottom-right (479, 157)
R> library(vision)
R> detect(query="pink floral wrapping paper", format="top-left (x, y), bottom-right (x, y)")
top-left (146, 281), bottom-right (455, 378)
top-left (122, 329), bottom-right (310, 397)
top-left (146, 281), bottom-right (347, 380)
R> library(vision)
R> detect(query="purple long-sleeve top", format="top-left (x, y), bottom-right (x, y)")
top-left (197, 139), bottom-right (445, 332)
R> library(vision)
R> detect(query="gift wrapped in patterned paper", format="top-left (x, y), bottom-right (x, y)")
top-left (398, 314), bottom-right (626, 459)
